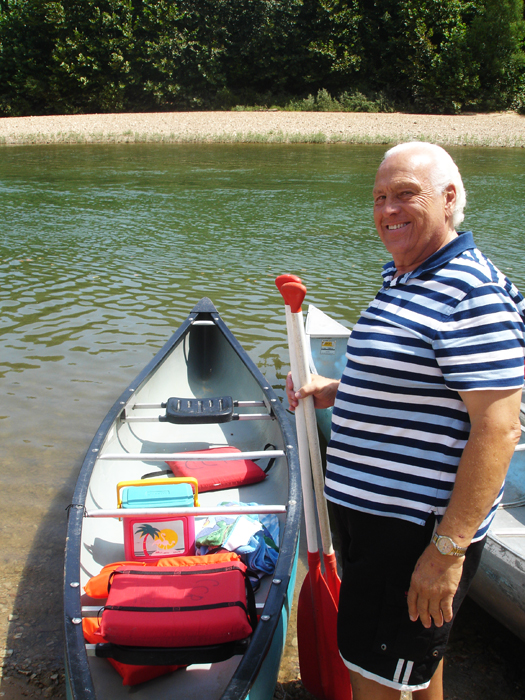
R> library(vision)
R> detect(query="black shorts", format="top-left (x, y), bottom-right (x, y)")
top-left (333, 505), bottom-right (485, 691)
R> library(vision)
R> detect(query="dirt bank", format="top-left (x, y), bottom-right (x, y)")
top-left (0, 110), bottom-right (524, 147)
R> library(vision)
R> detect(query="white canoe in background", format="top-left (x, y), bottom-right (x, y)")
top-left (468, 435), bottom-right (525, 642)
top-left (305, 304), bottom-right (351, 443)
top-left (64, 298), bottom-right (302, 700)
top-left (306, 303), bottom-right (525, 643)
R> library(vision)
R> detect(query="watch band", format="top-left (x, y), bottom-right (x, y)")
top-left (431, 533), bottom-right (468, 557)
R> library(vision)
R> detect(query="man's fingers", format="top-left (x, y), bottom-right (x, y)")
top-left (408, 590), bottom-right (453, 629)
top-left (428, 600), bottom-right (444, 628)
top-left (407, 588), bottom-right (419, 622)
top-left (417, 599), bottom-right (433, 629)
top-left (285, 371), bottom-right (298, 410)
top-left (440, 595), bottom-right (454, 623)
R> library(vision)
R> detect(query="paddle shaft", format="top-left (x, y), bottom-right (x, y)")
top-left (288, 308), bottom-right (335, 559)
top-left (284, 302), bottom-right (319, 553)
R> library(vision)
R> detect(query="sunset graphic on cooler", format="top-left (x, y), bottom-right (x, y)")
top-left (135, 523), bottom-right (181, 556)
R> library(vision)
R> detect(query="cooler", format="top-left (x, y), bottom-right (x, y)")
top-left (117, 478), bottom-right (199, 562)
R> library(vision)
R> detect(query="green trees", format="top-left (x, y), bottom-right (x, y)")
top-left (0, 0), bottom-right (524, 115)
top-left (307, 0), bottom-right (525, 113)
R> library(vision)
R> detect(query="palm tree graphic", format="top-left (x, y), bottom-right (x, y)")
top-left (135, 523), bottom-right (161, 557)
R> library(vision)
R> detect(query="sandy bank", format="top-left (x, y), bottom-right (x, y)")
top-left (1, 110), bottom-right (525, 147)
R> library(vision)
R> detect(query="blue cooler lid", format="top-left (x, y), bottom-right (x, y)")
top-left (121, 483), bottom-right (194, 509)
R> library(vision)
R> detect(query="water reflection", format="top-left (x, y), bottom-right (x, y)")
top-left (0, 143), bottom-right (524, 677)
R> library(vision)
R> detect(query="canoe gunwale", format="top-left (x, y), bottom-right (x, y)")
top-left (63, 299), bottom-right (302, 700)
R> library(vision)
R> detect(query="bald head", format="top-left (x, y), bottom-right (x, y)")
top-left (382, 143), bottom-right (466, 228)
top-left (373, 143), bottom-right (459, 274)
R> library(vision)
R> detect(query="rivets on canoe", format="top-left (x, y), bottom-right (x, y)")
top-left (71, 618), bottom-right (82, 625)
top-left (272, 579), bottom-right (281, 585)
top-left (69, 582), bottom-right (80, 588)
top-left (92, 448), bottom-right (98, 453)
top-left (261, 615), bottom-right (270, 622)
top-left (287, 445), bottom-right (294, 450)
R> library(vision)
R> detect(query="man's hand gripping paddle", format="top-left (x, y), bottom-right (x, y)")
top-left (275, 275), bottom-right (351, 700)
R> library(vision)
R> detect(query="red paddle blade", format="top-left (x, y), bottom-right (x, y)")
top-left (275, 274), bottom-right (302, 292)
top-left (297, 552), bottom-right (352, 700)
top-left (323, 551), bottom-right (341, 605)
top-left (280, 282), bottom-right (307, 313)
top-left (297, 573), bottom-right (326, 699)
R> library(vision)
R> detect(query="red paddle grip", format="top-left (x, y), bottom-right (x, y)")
top-left (280, 281), bottom-right (307, 313)
top-left (275, 274), bottom-right (302, 292)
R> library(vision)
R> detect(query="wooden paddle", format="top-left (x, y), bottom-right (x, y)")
top-left (275, 276), bottom-right (351, 700)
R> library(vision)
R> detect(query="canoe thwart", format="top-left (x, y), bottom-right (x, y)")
top-left (93, 638), bottom-right (251, 665)
top-left (124, 414), bottom-right (273, 423)
top-left (85, 504), bottom-right (287, 518)
top-left (123, 396), bottom-right (274, 424)
top-left (99, 449), bottom-right (285, 462)
top-left (132, 400), bottom-right (267, 409)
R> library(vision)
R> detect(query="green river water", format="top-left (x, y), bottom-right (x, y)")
top-left (1, 143), bottom-right (525, 691)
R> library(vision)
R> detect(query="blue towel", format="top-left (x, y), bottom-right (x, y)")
top-left (195, 501), bottom-right (279, 577)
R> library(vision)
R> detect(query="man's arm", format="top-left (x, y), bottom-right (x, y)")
top-left (285, 372), bottom-right (340, 411)
top-left (407, 387), bottom-right (522, 628)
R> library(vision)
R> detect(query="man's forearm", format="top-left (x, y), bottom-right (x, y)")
top-left (407, 387), bottom-right (522, 628)
top-left (437, 388), bottom-right (522, 548)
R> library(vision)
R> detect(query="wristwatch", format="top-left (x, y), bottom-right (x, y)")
top-left (431, 533), bottom-right (467, 557)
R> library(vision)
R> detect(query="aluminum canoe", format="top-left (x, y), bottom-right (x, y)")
top-left (63, 297), bottom-right (301, 700)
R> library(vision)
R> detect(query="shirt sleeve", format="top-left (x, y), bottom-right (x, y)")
top-left (433, 283), bottom-right (525, 391)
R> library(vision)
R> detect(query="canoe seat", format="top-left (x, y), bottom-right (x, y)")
top-left (160, 396), bottom-right (234, 424)
top-left (94, 638), bottom-right (251, 666)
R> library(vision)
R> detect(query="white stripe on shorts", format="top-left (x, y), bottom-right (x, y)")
top-left (402, 661), bottom-right (414, 684)
top-left (340, 653), bottom-right (431, 692)
top-left (394, 659), bottom-right (404, 684)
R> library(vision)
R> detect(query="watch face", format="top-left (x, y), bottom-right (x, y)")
top-left (437, 536), bottom-right (454, 555)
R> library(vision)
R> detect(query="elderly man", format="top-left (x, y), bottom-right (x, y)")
top-left (287, 142), bottom-right (525, 699)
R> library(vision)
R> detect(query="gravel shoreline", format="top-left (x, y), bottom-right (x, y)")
top-left (0, 110), bottom-right (525, 147)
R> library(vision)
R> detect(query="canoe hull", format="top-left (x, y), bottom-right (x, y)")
top-left (468, 447), bottom-right (525, 642)
top-left (305, 304), bottom-right (350, 445)
top-left (64, 298), bottom-right (301, 700)
top-left (468, 533), bottom-right (525, 642)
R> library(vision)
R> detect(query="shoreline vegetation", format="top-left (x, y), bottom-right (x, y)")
top-left (1, 110), bottom-right (525, 148)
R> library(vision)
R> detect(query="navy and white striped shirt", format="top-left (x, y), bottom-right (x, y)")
top-left (325, 232), bottom-right (525, 540)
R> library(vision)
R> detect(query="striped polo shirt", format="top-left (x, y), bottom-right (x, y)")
top-left (325, 232), bottom-right (525, 540)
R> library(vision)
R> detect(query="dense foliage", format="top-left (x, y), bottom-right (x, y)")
top-left (0, 0), bottom-right (524, 116)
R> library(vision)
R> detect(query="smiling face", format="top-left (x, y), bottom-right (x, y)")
top-left (373, 148), bottom-right (457, 274)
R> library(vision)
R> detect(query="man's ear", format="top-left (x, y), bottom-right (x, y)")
top-left (444, 183), bottom-right (457, 221)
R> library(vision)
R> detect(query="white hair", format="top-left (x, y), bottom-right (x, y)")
top-left (382, 142), bottom-right (467, 229)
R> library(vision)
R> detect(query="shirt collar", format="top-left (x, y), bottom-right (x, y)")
top-left (381, 231), bottom-right (476, 287)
